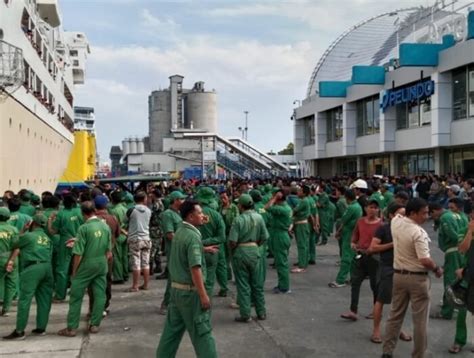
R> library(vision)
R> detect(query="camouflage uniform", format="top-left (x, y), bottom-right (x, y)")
top-left (149, 199), bottom-right (164, 274)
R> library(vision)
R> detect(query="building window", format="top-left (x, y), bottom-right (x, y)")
top-left (396, 80), bottom-right (432, 129)
top-left (446, 147), bottom-right (474, 175)
top-left (365, 155), bottom-right (390, 176)
top-left (326, 106), bottom-right (342, 142)
top-left (356, 95), bottom-right (380, 136)
top-left (398, 151), bottom-right (434, 175)
top-left (337, 158), bottom-right (357, 175)
top-left (453, 67), bottom-right (468, 120)
top-left (303, 115), bottom-right (315, 146)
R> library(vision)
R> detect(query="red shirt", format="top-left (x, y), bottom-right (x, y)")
top-left (352, 217), bottom-right (383, 250)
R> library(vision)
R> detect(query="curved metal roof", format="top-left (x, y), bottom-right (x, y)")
top-left (306, 5), bottom-right (465, 98)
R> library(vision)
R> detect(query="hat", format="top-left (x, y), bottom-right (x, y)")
top-left (123, 192), bottom-right (134, 204)
top-left (272, 188), bottom-right (282, 194)
top-left (31, 194), bottom-right (41, 205)
top-left (32, 213), bottom-right (47, 227)
top-left (94, 195), bottom-right (109, 209)
top-left (249, 189), bottom-right (262, 202)
top-left (447, 184), bottom-right (461, 193)
top-left (264, 184), bottom-right (273, 193)
top-left (0, 207), bottom-right (10, 220)
top-left (194, 187), bottom-right (215, 205)
top-left (238, 194), bottom-right (253, 207)
top-left (350, 179), bottom-right (368, 190)
top-left (168, 190), bottom-right (187, 202)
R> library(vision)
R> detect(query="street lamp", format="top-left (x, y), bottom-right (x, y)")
top-left (243, 110), bottom-right (249, 141)
top-left (238, 126), bottom-right (245, 140)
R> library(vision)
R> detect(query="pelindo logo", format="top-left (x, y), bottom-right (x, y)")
top-left (380, 80), bottom-right (435, 112)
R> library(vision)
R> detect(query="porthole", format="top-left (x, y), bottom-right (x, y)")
top-left (9, 118), bottom-right (12, 127)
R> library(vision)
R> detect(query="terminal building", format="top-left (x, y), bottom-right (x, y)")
top-left (294, 4), bottom-right (474, 178)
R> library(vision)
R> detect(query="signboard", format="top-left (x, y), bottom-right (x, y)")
top-left (380, 79), bottom-right (435, 112)
top-left (203, 151), bottom-right (217, 161)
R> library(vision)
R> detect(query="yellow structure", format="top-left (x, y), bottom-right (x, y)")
top-left (60, 130), bottom-right (96, 183)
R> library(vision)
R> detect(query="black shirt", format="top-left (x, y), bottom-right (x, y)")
top-left (374, 223), bottom-right (393, 267)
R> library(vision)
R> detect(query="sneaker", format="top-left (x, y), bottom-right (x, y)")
top-left (308, 260), bottom-right (316, 265)
top-left (3, 330), bottom-right (25, 340)
top-left (234, 316), bottom-right (252, 323)
top-left (257, 314), bottom-right (267, 320)
top-left (31, 328), bottom-right (46, 336)
top-left (272, 286), bottom-right (291, 294)
top-left (328, 281), bottom-right (346, 288)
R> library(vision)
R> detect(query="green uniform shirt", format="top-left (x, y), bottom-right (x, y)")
top-left (19, 203), bottom-right (36, 217)
top-left (229, 210), bottom-right (269, 244)
top-left (254, 202), bottom-right (269, 226)
top-left (0, 222), bottom-right (19, 258)
top-left (108, 203), bottom-right (128, 228)
top-left (267, 202), bottom-right (292, 231)
top-left (15, 228), bottom-right (52, 266)
top-left (340, 201), bottom-right (363, 237)
top-left (293, 196), bottom-right (311, 222)
top-left (8, 211), bottom-right (32, 232)
top-left (169, 222), bottom-right (206, 285)
top-left (199, 205), bottom-right (226, 246)
top-left (221, 204), bottom-right (239, 235)
top-left (370, 191), bottom-right (386, 210)
top-left (438, 210), bottom-right (468, 252)
top-left (161, 208), bottom-right (182, 235)
top-left (72, 217), bottom-right (112, 259)
top-left (308, 196), bottom-right (319, 218)
top-left (382, 191), bottom-right (394, 207)
top-left (53, 207), bottom-right (84, 242)
top-left (335, 197), bottom-right (348, 222)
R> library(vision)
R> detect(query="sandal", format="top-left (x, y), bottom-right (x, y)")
top-left (340, 312), bottom-right (358, 321)
top-left (125, 287), bottom-right (139, 293)
top-left (57, 328), bottom-right (76, 337)
top-left (139, 285), bottom-right (148, 291)
top-left (449, 344), bottom-right (462, 354)
top-left (370, 336), bottom-right (382, 344)
top-left (399, 332), bottom-right (412, 342)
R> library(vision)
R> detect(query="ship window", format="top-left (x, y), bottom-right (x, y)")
top-left (70, 50), bottom-right (78, 57)
top-left (34, 132), bottom-right (36, 138)
top-left (9, 118), bottom-right (12, 127)
top-left (19, 123), bottom-right (22, 132)
top-left (19, 179), bottom-right (21, 186)
top-left (9, 180), bottom-right (11, 187)
top-left (27, 128), bottom-right (30, 136)
top-left (27, 179), bottom-right (29, 185)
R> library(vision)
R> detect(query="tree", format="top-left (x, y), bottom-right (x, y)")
top-left (278, 142), bottom-right (294, 155)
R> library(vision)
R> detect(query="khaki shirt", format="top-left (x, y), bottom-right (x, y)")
top-left (391, 215), bottom-right (431, 272)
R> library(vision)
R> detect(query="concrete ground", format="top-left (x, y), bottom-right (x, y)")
top-left (0, 224), bottom-right (471, 357)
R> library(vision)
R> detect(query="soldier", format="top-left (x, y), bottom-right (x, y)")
top-left (148, 188), bottom-right (164, 275)
top-left (58, 201), bottom-right (112, 337)
top-left (3, 214), bottom-right (54, 340)
top-left (0, 207), bottom-right (19, 317)
top-left (230, 194), bottom-right (269, 322)
top-left (156, 200), bottom-right (217, 358)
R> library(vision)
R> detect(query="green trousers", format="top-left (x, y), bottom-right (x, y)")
top-left (215, 244), bottom-right (228, 294)
top-left (294, 223), bottom-right (310, 269)
top-left (54, 242), bottom-right (73, 300)
top-left (319, 211), bottom-right (333, 244)
top-left (156, 288), bottom-right (217, 358)
top-left (454, 308), bottom-right (468, 346)
top-left (121, 239), bottom-right (129, 281)
top-left (112, 235), bottom-right (126, 281)
top-left (441, 251), bottom-right (464, 319)
top-left (162, 249), bottom-right (172, 307)
top-left (67, 258), bottom-right (107, 329)
top-left (257, 244), bottom-right (267, 287)
top-left (232, 246), bottom-right (265, 319)
top-left (309, 228), bottom-right (317, 262)
top-left (0, 258), bottom-right (17, 313)
top-left (204, 251), bottom-right (219, 298)
top-left (272, 230), bottom-right (290, 291)
top-left (335, 232), bottom-right (354, 284)
top-left (16, 263), bottom-right (53, 332)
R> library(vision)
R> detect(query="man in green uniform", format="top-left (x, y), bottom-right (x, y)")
top-left (195, 187), bottom-right (226, 298)
top-left (230, 194), bottom-right (268, 322)
top-left (250, 189), bottom-right (270, 287)
top-left (108, 190), bottom-right (128, 283)
top-left (265, 190), bottom-right (292, 293)
top-left (216, 191), bottom-right (238, 295)
top-left (291, 186), bottom-right (311, 273)
top-left (0, 207), bottom-right (19, 316)
top-left (3, 214), bottom-right (54, 340)
top-left (308, 188), bottom-right (319, 264)
top-left (7, 197), bottom-right (32, 233)
top-left (369, 183), bottom-right (386, 211)
top-left (317, 186), bottom-right (335, 246)
top-left (329, 189), bottom-right (362, 288)
top-left (19, 192), bottom-right (36, 217)
top-left (159, 191), bottom-right (186, 315)
top-left (156, 200), bottom-right (217, 358)
top-left (334, 186), bottom-right (348, 258)
top-left (381, 184), bottom-right (394, 207)
top-left (58, 201), bottom-right (112, 337)
top-left (48, 193), bottom-right (83, 301)
top-left (43, 195), bottom-right (61, 281)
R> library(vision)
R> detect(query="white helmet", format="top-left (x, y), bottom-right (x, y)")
top-left (350, 179), bottom-right (368, 190)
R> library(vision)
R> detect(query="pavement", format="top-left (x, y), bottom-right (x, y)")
top-left (0, 222), bottom-right (472, 357)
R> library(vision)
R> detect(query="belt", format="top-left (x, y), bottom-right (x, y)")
top-left (394, 269), bottom-right (428, 276)
top-left (294, 220), bottom-right (308, 225)
top-left (446, 247), bottom-right (459, 254)
top-left (171, 282), bottom-right (196, 291)
top-left (24, 260), bottom-right (48, 269)
top-left (238, 242), bottom-right (258, 247)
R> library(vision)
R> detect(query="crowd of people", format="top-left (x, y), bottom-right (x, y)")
top-left (0, 173), bottom-right (473, 358)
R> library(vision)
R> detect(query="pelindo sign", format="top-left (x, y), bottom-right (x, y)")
top-left (380, 79), bottom-right (435, 112)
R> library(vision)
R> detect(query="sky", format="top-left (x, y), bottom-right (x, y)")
top-left (60, 0), bottom-right (435, 161)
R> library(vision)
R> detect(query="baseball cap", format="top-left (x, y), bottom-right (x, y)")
top-left (238, 194), bottom-right (254, 207)
top-left (32, 213), bottom-right (48, 227)
top-left (350, 179), bottom-right (368, 190)
top-left (447, 184), bottom-right (461, 193)
top-left (94, 195), bottom-right (109, 209)
top-left (0, 207), bottom-right (10, 220)
top-left (168, 191), bottom-right (187, 202)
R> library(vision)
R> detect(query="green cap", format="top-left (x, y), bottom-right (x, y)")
top-left (32, 213), bottom-right (48, 227)
top-left (272, 188), bottom-right (282, 194)
top-left (238, 194), bottom-right (253, 207)
top-left (31, 194), bottom-right (41, 205)
top-left (123, 192), bottom-right (134, 204)
top-left (0, 207), bottom-right (11, 220)
top-left (195, 187), bottom-right (215, 205)
top-left (21, 192), bottom-right (32, 201)
top-left (249, 189), bottom-right (262, 203)
top-left (264, 184), bottom-right (273, 193)
top-left (168, 191), bottom-right (187, 202)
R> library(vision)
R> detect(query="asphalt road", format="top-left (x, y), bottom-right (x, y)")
top-left (0, 223), bottom-right (471, 357)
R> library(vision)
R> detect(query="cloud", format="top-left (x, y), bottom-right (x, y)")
top-left (140, 8), bottom-right (180, 39)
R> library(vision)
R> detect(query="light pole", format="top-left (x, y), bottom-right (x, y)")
top-left (238, 126), bottom-right (245, 140)
top-left (243, 110), bottom-right (249, 141)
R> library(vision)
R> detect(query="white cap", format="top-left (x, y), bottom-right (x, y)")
top-left (350, 179), bottom-right (368, 190)
top-left (447, 184), bottom-right (461, 193)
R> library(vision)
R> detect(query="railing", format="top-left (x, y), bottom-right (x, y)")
top-left (0, 40), bottom-right (24, 92)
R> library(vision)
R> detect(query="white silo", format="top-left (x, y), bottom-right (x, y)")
top-left (129, 138), bottom-right (138, 154)
top-left (137, 138), bottom-right (145, 154)
top-left (149, 90), bottom-right (171, 152)
top-left (122, 139), bottom-right (130, 156)
top-left (185, 82), bottom-right (217, 133)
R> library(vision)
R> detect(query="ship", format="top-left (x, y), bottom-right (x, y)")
top-left (0, 0), bottom-right (89, 194)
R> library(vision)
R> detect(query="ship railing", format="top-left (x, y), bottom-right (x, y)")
top-left (0, 40), bottom-right (25, 92)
